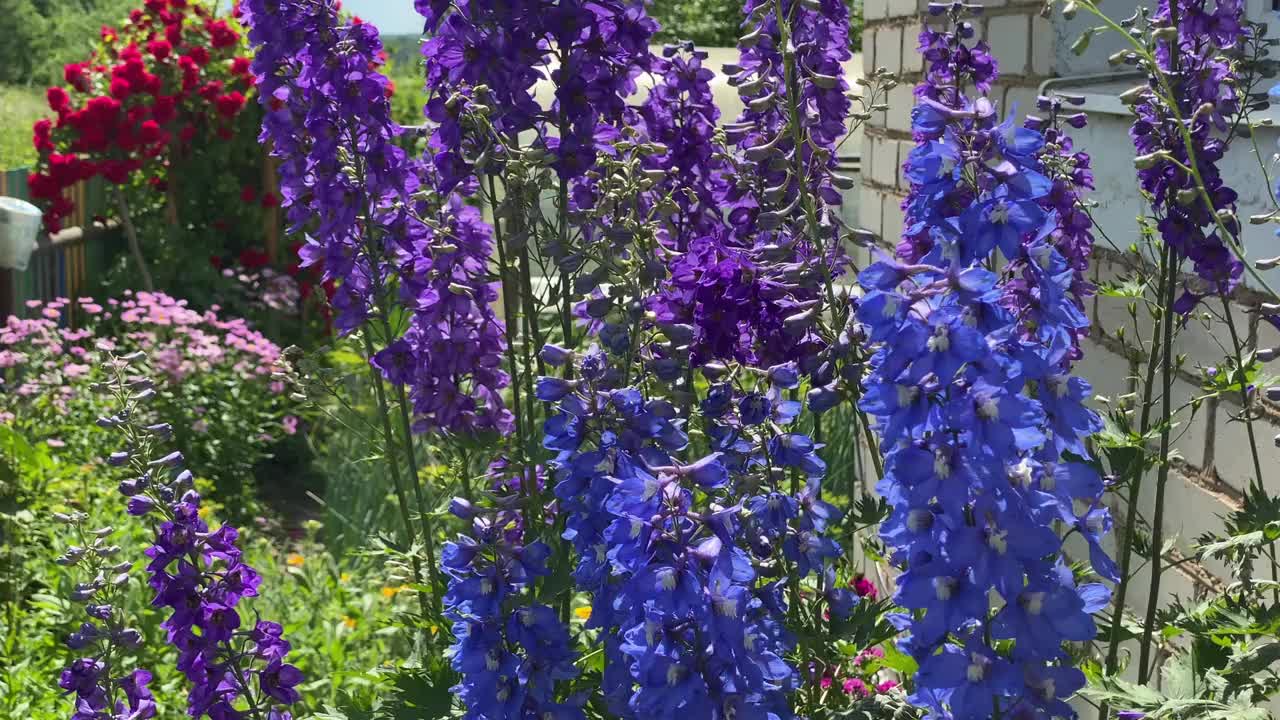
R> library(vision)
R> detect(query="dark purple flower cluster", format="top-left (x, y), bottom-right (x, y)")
top-left (442, 500), bottom-right (579, 719)
top-left (376, 195), bottom-right (514, 435)
top-left (418, 0), bottom-right (656, 185)
top-left (724, 0), bottom-right (854, 235)
top-left (1022, 94), bottom-right (1096, 360)
top-left (641, 36), bottom-right (850, 372)
top-left (656, 0), bottom-right (852, 372)
top-left (633, 45), bottom-right (728, 250)
top-left (240, 0), bottom-right (408, 334)
top-left (859, 6), bottom-right (1112, 719)
top-left (1130, 0), bottom-right (1248, 311)
top-left (59, 661), bottom-right (156, 720)
top-left (241, 0), bottom-right (512, 436)
top-left (54, 506), bottom-right (157, 720)
top-left (95, 356), bottom-right (302, 720)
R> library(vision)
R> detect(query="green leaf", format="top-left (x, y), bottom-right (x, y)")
top-left (1072, 27), bottom-right (1096, 55)
top-left (879, 642), bottom-right (919, 676)
top-left (1224, 641), bottom-right (1280, 679)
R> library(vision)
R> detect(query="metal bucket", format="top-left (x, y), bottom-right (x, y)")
top-left (0, 196), bottom-right (42, 272)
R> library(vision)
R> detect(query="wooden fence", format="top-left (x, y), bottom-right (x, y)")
top-left (0, 168), bottom-right (123, 319)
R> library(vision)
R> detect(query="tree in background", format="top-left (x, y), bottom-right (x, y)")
top-left (0, 0), bottom-right (138, 86)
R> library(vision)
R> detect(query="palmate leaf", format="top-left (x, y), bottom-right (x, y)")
top-left (1199, 522), bottom-right (1280, 560)
top-left (1224, 641), bottom-right (1280, 680)
top-left (1080, 674), bottom-right (1167, 709)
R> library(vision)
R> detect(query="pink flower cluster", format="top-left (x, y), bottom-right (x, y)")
top-left (1, 291), bottom-right (282, 416)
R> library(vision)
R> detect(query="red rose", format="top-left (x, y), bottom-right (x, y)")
top-left (240, 185), bottom-right (257, 203)
top-left (139, 120), bottom-right (163, 144)
top-left (165, 22), bottom-right (183, 46)
top-left (186, 46), bottom-right (210, 66)
top-left (147, 39), bottom-right (172, 60)
top-left (46, 86), bottom-right (71, 113)
top-left (85, 95), bottom-right (122, 120)
top-left (153, 95), bottom-right (178, 124)
top-left (32, 119), bottom-right (54, 152)
top-left (198, 79), bottom-right (224, 101)
top-left (179, 124), bottom-right (197, 143)
top-left (261, 192), bottom-right (279, 208)
top-left (27, 171), bottom-right (60, 201)
top-left (109, 77), bottom-right (132, 99)
top-left (206, 20), bottom-right (239, 49)
top-left (63, 63), bottom-right (91, 92)
top-left (144, 0), bottom-right (165, 13)
top-left (231, 56), bottom-right (251, 75)
top-left (130, 8), bottom-right (145, 23)
top-left (215, 91), bottom-right (245, 119)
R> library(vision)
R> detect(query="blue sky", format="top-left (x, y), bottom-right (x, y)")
top-left (341, 1), bottom-right (424, 34)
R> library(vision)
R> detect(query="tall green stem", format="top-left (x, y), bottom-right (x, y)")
top-left (489, 176), bottom-right (528, 465)
top-left (1219, 300), bottom-right (1280, 601)
top-left (1138, 244), bottom-right (1178, 682)
top-left (360, 332), bottom-right (434, 621)
top-left (772, 0), bottom-right (883, 480)
top-left (1103, 248), bottom-right (1169, 681)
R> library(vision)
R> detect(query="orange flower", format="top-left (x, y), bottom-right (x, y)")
top-left (573, 606), bottom-right (591, 620)
top-left (342, 616), bottom-right (357, 629)
top-left (286, 553), bottom-right (304, 567)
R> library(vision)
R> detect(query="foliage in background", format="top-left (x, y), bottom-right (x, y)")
top-left (0, 0), bottom-right (137, 87)
top-left (650, 0), bottom-right (863, 50)
top-left (0, 85), bottom-right (46, 170)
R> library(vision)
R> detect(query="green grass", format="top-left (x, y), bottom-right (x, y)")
top-left (0, 85), bottom-right (46, 172)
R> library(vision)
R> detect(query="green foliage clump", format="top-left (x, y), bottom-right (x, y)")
top-left (0, 0), bottom-right (137, 87)
top-left (650, 0), bottom-right (863, 50)
top-left (0, 85), bottom-right (44, 170)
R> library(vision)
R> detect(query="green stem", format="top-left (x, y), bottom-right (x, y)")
top-left (1104, 248), bottom-right (1168, 680)
top-left (360, 332), bottom-right (435, 622)
top-left (489, 175), bottom-right (528, 467)
top-left (1138, 244), bottom-right (1178, 682)
top-left (1219, 300), bottom-right (1280, 601)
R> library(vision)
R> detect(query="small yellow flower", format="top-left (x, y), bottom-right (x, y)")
top-left (286, 554), bottom-right (305, 567)
top-left (430, 625), bottom-right (439, 635)
top-left (342, 616), bottom-right (357, 629)
top-left (574, 606), bottom-right (591, 620)
top-left (381, 586), bottom-right (401, 599)
top-left (198, 506), bottom-right (212, 519)
top-left (340, 573), bottom-right (351, 583)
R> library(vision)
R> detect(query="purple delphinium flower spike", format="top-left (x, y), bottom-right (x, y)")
top-left (240, 0), bottom-right (512, 436)
top-left (1130, 0), bottom-right (1248, 312)
top-left (90, 351), bottom-right (301, 720)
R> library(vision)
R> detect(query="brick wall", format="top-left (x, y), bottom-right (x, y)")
top-left (859, 0), bottom-right (1280, 691)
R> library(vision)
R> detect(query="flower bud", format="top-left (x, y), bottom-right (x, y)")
top-left (537, 340), bottom-right (573, 363)
top-left (147, 451), bottom-right (184, 467)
